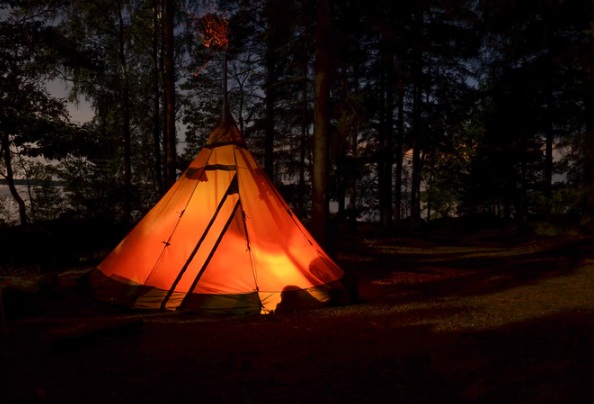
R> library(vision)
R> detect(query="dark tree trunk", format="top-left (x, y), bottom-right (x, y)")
top-left (426, 147), bottom-right (435, 220)
top-left (378, 61), bottom-right (386, 225)
top-left (264, 0), bottom-right (279, 181)
top-left (117, 2), bottom-right (132, 224)
top-left (347, 120), bottom-right (358, 228)
top-left (153, 0), bottom-right (163, 196)
top-left (394, 76), bottom-right (404, 222)
top-left (1, 134), bottom-right (28, 225)
top-left (346, 63), bottom-right (361, 228)
top-left (164, 0), bottom-right (176, 188)
top-left (582, 74), bottom-right (594, 226)
top-left (544, 83), bottom-right (553, 205)
top-left (335, 65), bottom-right (348, 223)
top-left (160, 0), bottom-right (168, 185)
top-left (264, 69), bottom-right (275, 180)
top-left (298, 68), bottom-right (308, 219)
top-left (410, 78), bottom-right (422, 222)
top-left (379, 50), bottom-right (394, 228)
top-left (410, 6), bottom-right (423, 224)
top-left (311, 0), bottom-right (330, 247)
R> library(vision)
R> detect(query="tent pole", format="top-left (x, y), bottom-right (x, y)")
top-left (222, 51), bottom-right (229, 124)
top-left (181, 198), bottom-right (242, 307)
top-left (160, 174), bottom-right (239, 310)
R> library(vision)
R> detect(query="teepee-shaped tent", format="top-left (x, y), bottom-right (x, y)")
top-left (88, 113), bottom-right (350, 314)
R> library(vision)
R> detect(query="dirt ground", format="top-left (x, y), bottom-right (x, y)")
top-left (1, 224), bottom-right (594, 403)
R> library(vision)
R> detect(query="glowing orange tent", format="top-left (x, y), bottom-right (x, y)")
top-left (88, 114), bottom-right (350, 314)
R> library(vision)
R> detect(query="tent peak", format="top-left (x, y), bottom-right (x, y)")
top-left (206, 111), bottom-right (246, 147)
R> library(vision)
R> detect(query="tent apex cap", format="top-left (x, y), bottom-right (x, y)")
top-left (206, 111), bottom-right (246, 146)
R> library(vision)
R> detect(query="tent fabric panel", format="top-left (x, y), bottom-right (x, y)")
top-left (87, 269), bottom-right (187, 310)
top-left (205, 145), bottom-right (237, 166)
top-left (162, 192), bottom-right (241, 293)
top-left (143, 168), bottom-right (237, 289)
top-left (98, 148), bottom-right (213, 284)
top-left (235, 148), bottom-right (344, 291)
top-left (98, 175), bottom-right (202, 284)
top-left (180, 292), bottom-right (261, 315)
top-left (188, 205), bottom-right (257, 294)
top-left (238, 153), bottom-right (344, 280)
top-left (134, 289), bottom-right (185, 310)
top-left (88, 268), bottom-right (348, 314)
top-left (86, 269), bottom-right (156, 308)
top-left (97, 145), bottom-right (236, 288)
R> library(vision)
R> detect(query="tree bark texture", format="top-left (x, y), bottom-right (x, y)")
top-left (164, 0), bottom-right (176, 188)
top-left (312, 0), bottom-right (330, 247)
top-left (117, 0), bottom-right (132, 224)
top-left (410, 6), bottom-right (423, 224)
top-left (153, 0), bottom-right (163, 196)
top-left (264, 0), bottom-right (280, 181)
top-left (582, 74), bottom-right (594, 226)
top-left (379, 49), bottom-right (394, 228)
top-left (394, 76), bottom-right (404, 222)
top-left (1, 134), bottom-right (28, 225)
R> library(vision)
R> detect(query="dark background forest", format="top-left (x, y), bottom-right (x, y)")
top-left (1, 0), bottom-right (594, 270)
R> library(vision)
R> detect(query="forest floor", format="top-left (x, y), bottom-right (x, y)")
top-left (1, 222), bottom-right (594, 403)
